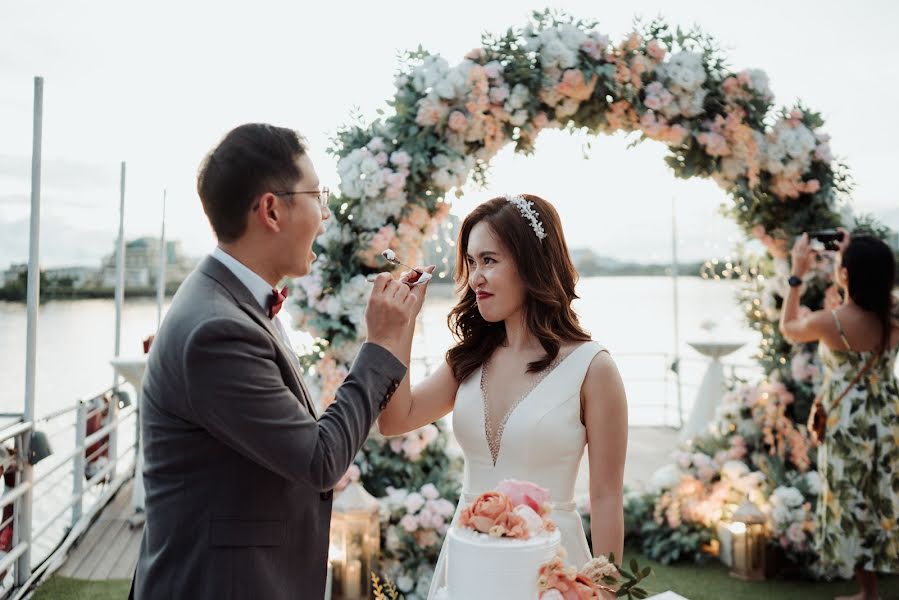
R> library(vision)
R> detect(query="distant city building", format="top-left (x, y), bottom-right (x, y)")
top-left (100, 237), bottom-right (194, 288)
top-left (45, 266), bottom-right (98, 288)
top-left (3, 263), bottom-right (28, 286)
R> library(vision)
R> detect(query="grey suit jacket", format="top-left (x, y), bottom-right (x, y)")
top-left (130, 256), bottom-right (406, 599)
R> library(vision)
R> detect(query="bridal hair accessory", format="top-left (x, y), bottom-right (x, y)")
top-left (505, 194), bottom-right (546, 241)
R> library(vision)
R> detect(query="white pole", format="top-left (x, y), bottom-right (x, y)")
top-left (156, 189), bottom-right (167, 330)
top-left (671, 196), bottom-right (683, 429)
top-left (18, 75), bottom-right (43, 587)
top-left (113, 161), bottom-right (126, 365)
top-left (109, 161), bottom-right (126, 479)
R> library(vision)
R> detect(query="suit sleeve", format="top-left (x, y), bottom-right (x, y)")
top-left (182, 317), bottom-right (406, 491)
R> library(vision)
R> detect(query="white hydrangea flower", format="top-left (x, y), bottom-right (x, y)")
top-left (805, 471), bottom-right (822, 495)
top-left (355, 195), bottom-right (407, 229)
top-left (396, 575), bottom-right (415, 593)
top-left (507, 83), bottom-right (530, 110)
top-left (404, 492), bottom-right (425, 514)
top-left (773, 486), bottom-right (805, 508)
top-left (557, 23), bottom-right (588, 51)
top-left (434, 62), bottom-right (472, 100)
top-left (420, 483), bottom-right (439, 500)
top-left (410, 56), bottom-right (450, 93)
top-left (661, 51), bottom-right (707, 92)
top-left (744, 68), bottom-right (773, 100)
top-left (540, 34), bottom-right (578, 69)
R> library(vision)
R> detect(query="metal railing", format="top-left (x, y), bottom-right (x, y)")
top-left (414, 348), bottom-right (761, 429)
top-left (0, 384), bottom-right (140, 598)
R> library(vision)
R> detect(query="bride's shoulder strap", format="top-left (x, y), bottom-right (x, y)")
top-left (561, 341), bottom-right (609, 387)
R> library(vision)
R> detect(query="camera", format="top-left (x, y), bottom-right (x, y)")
top-left (807, 229), bottom-right (845, 251)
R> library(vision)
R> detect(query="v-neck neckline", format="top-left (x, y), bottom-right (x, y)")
top-left (480, 342), bottom-right (590, 466)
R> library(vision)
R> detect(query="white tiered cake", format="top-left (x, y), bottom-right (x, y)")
top-left (433, 480), bottom-right (565, 600)
top-left (435, 524), bottom-right (561, 599)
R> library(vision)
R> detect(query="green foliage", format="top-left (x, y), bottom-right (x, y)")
top-left (355, 423), bottom-right (462, 499)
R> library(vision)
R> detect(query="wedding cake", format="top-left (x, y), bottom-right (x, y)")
top-left (434, 480), bottom-right (561, 600)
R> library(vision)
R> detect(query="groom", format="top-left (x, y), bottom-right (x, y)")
top-left (130, 123), bottom-right (425, 599)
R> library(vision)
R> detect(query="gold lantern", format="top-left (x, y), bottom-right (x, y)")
top-left (728, 499), bottom-right (767, 581)
top-left (329, 480), bottom-right (381, 600)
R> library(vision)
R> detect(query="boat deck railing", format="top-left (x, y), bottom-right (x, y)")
top-left (0, 382), bottom-right (140, 599)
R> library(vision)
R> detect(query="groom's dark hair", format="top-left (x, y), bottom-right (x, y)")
top-left (197, 123), bottom-right (308, 242)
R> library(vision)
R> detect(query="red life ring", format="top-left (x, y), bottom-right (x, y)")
top-left (0, 457), bottom-right (16, 579)
top-left (84, 395), bottom-right (111, 481)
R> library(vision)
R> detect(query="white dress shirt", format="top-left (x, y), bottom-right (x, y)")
top-left (210, 247), bottom-right (297, 357)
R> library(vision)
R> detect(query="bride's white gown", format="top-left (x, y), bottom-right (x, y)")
top-left (427, 341), bottom-right (608, 598)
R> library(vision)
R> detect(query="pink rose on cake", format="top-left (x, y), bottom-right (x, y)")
top-left (458, 491), bottom-right (529, 540)
top-left (496, 479), bottom-right (551, 514)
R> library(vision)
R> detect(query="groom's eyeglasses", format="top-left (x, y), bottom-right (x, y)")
top-left (253, 187), bottom-right (330, 211)
top-left (272, 186), bottom-right (330, 210)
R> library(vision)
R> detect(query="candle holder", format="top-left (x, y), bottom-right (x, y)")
top-left (728, 500), bottom-right (767, 581)
top-left (329, 480), bottom-right (381, 599)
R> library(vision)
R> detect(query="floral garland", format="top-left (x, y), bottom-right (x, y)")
top-left (289, 9), bottom-right (849, 406)
top-left (284, 8), bottom-right (884, 586)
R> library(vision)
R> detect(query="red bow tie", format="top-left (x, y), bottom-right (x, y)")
top-left (267, 286), bottom-right (289, 319)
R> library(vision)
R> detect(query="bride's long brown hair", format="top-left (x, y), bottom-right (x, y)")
top-left (446, 195), bottom-right (591, 383)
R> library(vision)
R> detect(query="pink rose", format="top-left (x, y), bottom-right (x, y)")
top-left (496, 479), bottom-right (551, 513)
top-left (580, 39), bottom-right (602, 61)
top-left (448, 110), bottom-right (468, 133)
top-left (513, 505), bottom-right (544, 536)
top-left (399, 514), bottom-right (419, 533)
top-left (389, 150), bottom-right (411, 168)
top-left (465, 48), bottom-right (486, 61)
top-left (646, 39), bottom-right (666, 61)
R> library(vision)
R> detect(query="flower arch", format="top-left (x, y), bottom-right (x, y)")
top-left (291, 10), bottom-right (849, 407)
top-left (286, 10), bottom-right (893, 583)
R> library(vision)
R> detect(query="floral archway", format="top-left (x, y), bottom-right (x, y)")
top-left (289, 10), bottom-right (875, 590)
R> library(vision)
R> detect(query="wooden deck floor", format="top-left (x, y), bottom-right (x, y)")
top-left (56, 479), bottom-right (143, 581)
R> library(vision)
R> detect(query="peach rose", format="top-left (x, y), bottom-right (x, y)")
top-left (539, 558), bottom-right (600, 599)
top-left (459, 491), bottom-right (530, 539)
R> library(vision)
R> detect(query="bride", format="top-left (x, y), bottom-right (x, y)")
top-left (378, 194), bottom-right (628, 597)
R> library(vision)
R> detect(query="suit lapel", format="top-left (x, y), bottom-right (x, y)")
top-left (198, 256), bottom-right (319, 417)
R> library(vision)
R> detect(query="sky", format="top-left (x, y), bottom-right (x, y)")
top-left (1, 0), bottom-right (897, 268)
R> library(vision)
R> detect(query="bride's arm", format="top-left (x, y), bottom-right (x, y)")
top-left (583, 351), bottom-right (627, 563)
top-left (376, 307), bottom-right (459, 436)
top-left (376, 267), bottom-right (460, 436)
top-left (378, 360), bottom-right (458, 436)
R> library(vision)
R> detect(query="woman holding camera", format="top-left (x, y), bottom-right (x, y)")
top-left (779, 227), bottom-right (899, 600)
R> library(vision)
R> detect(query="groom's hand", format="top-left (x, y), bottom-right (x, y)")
top-left (400, 264), bottom-right (436, 317)
top-left (365, 273), bottom-right (418, 358)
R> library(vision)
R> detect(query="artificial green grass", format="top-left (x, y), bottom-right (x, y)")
top-left (32, 558), bottom-right (899, 600)
top-left (623, 547), bottom-right (899, 600)
top-left (32, 576), bottom-right (130, 600)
